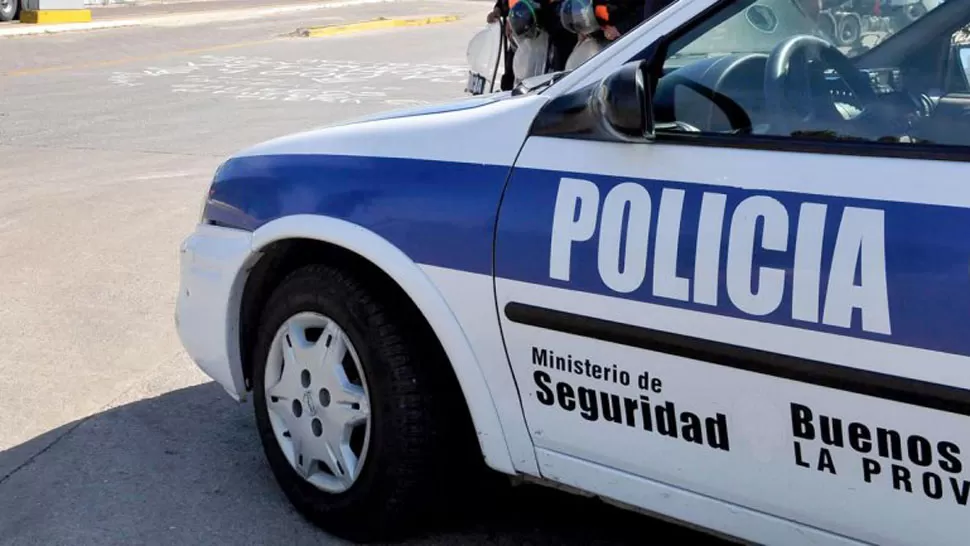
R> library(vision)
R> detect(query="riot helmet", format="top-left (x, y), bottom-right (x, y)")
top-left (559, 0), bottom-right (600, 35)
top-left (508, 0), bottom-right (543, 41)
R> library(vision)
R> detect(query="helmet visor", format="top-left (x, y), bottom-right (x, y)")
top-left (508, 0), bottom-right (542, 40)
top-left (559, 0), bottom-right (600, 35)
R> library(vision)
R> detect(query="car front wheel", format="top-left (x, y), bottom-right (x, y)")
top-left (251, 263), bottom-right (469, 542)
top-left (0, 0), bottom-right (19, 22)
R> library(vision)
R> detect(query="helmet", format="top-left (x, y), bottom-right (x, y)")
top-left (508, 0), bottom-right (543, 40)
top-left (559, 0), bottom-right (600, 35)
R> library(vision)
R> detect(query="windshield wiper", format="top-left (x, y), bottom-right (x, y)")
top-left (512, 70), bottom-right (571, 95)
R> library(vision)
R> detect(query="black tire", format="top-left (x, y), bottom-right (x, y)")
top-left (251, 263), bottom-right (473, 543)
top-left (0, 0), bottom-right (19, 22)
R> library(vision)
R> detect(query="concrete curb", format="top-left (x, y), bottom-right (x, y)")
top-left (0, 0), bottom-right (411, 37)
top-left (20, 9), bottom-right (94, 24)
top-left (293, 13), bottom-right (459, 37)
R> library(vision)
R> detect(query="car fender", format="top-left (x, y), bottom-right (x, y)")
top-left (248, 213), bottom-right (518, 475)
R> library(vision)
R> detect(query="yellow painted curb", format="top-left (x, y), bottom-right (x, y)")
top-left (19, 9), bottom-right (92, 24)
top-left (297, 15), bottom-right (460, 37)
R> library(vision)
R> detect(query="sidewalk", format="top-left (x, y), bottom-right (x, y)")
top-left (0, 0), bottom-right (422, 37)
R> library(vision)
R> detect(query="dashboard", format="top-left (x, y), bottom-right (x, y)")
top-left (655, 53), bottom-right (933, 137)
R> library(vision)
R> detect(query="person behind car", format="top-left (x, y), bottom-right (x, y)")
top-left (558, 0), bottom-right (644, 56)
top-left (555, 0), bottom-right (625, 71)
top-left (642, 0), bottom-right (676, 21)
top-left (537, 0), bottom-right (579, 72)
top-left (506, 0), bottom-right (579, 78)
top-left (487, 0), bottom-right (518, 90)
top-left (507, 0), bottom-right (551, 81)
top-left (591, 0), bottom-right (645, 40)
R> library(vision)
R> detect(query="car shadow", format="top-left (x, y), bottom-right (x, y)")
top-left (0, 382), bottom-right (734, 546)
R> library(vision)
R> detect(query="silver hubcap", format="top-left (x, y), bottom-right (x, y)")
top-left (264, 312), bottom-right (372, 493)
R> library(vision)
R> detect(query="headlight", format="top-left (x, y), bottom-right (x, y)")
top-left (200, 161), bottom-right (231, 224)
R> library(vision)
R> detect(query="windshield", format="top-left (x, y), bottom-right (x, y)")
top-left (668, 0), bottom-right (945, 62)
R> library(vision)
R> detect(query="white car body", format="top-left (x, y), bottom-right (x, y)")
top-left (176, 0), bottom-right (970, 543)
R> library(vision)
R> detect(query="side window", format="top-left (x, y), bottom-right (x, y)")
top-left (648, 0), bottom-right (970, 149)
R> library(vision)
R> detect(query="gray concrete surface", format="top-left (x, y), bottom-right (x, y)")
top-left (0, 4), bottom-right (731, 545)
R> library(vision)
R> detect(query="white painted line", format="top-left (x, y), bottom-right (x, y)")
top-left (147, 0), bottom-right (415, 27)
top-left (0, 20), bottom-right (139, 37)
top-left (130, 171), bottom-right (197, 180)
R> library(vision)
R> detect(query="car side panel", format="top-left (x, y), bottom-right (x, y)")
top-left (493, 137), bottom-right (970, 546)
top-left (418, 264), bottom-right (542, 472)
top-left (534, 449), bottom-right (865, 546)
top-left (208, 156), bottom-right (542, 475)
top-left (198, 97), bottom-right (554, 478)
top-left (205, 155), bottom-right (536, 471)
top-left (247, 214), bottom-right (538, 475)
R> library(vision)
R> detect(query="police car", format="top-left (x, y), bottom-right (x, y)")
top-left (176, 0), bottom-right (970, 543)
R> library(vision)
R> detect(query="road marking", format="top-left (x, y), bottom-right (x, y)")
top-left (3, 10), bottom-right (461, 78)
top-left (131, 171), bottom-right (197, 181)
top-left (107, 55), bottom-right (466, 105)
top-left (145, 0), bottom-right (411, 27)
top-left (295, 14), bottom-right (460, 37)
top-left (4, 37), bottom-right (284, 77)
top-left (0, 0), bottom-right (411, 38)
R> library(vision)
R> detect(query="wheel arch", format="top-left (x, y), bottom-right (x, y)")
top-left (235, 214), bottom-right (517, 475)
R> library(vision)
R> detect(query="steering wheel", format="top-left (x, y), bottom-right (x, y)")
top-left (764, 34), bottom-right (879, 135)
top-left (659, 73), bottom-right (753, 134)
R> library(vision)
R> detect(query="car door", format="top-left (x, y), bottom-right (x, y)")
top-left (492, 0), bottom-right (970, 545)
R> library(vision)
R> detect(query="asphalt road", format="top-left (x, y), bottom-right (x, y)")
top-left (0, 3), bottom-right (733, 544)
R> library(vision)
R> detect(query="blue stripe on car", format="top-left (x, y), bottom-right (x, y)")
top-left (206, 154), bottom-right (511, 276)
top-left (207, 153), bottom-right (970, 359)
top-left (497, 166), bottom-right (970, 359)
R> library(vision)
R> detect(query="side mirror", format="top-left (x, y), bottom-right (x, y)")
top-left (590, 60), bottom-right (655, 141)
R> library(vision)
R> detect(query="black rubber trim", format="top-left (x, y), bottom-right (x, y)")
top-left (504, 301), bottom-right (970, 416)
top-left (529, 122), bottom-right (970, 163)
top-left (652, 131), bottom-right (970, 163)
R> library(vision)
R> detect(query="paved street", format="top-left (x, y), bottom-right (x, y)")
top-left (0, 3), bottom-right (730, 545)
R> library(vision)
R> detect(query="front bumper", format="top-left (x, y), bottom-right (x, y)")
top-left (176, 223), bottom-right (254, 401)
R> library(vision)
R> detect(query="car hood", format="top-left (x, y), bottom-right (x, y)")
top-left (330, 91), bottom-right (515, 127)
top-left (230, 90), bottom-right (549, 168)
